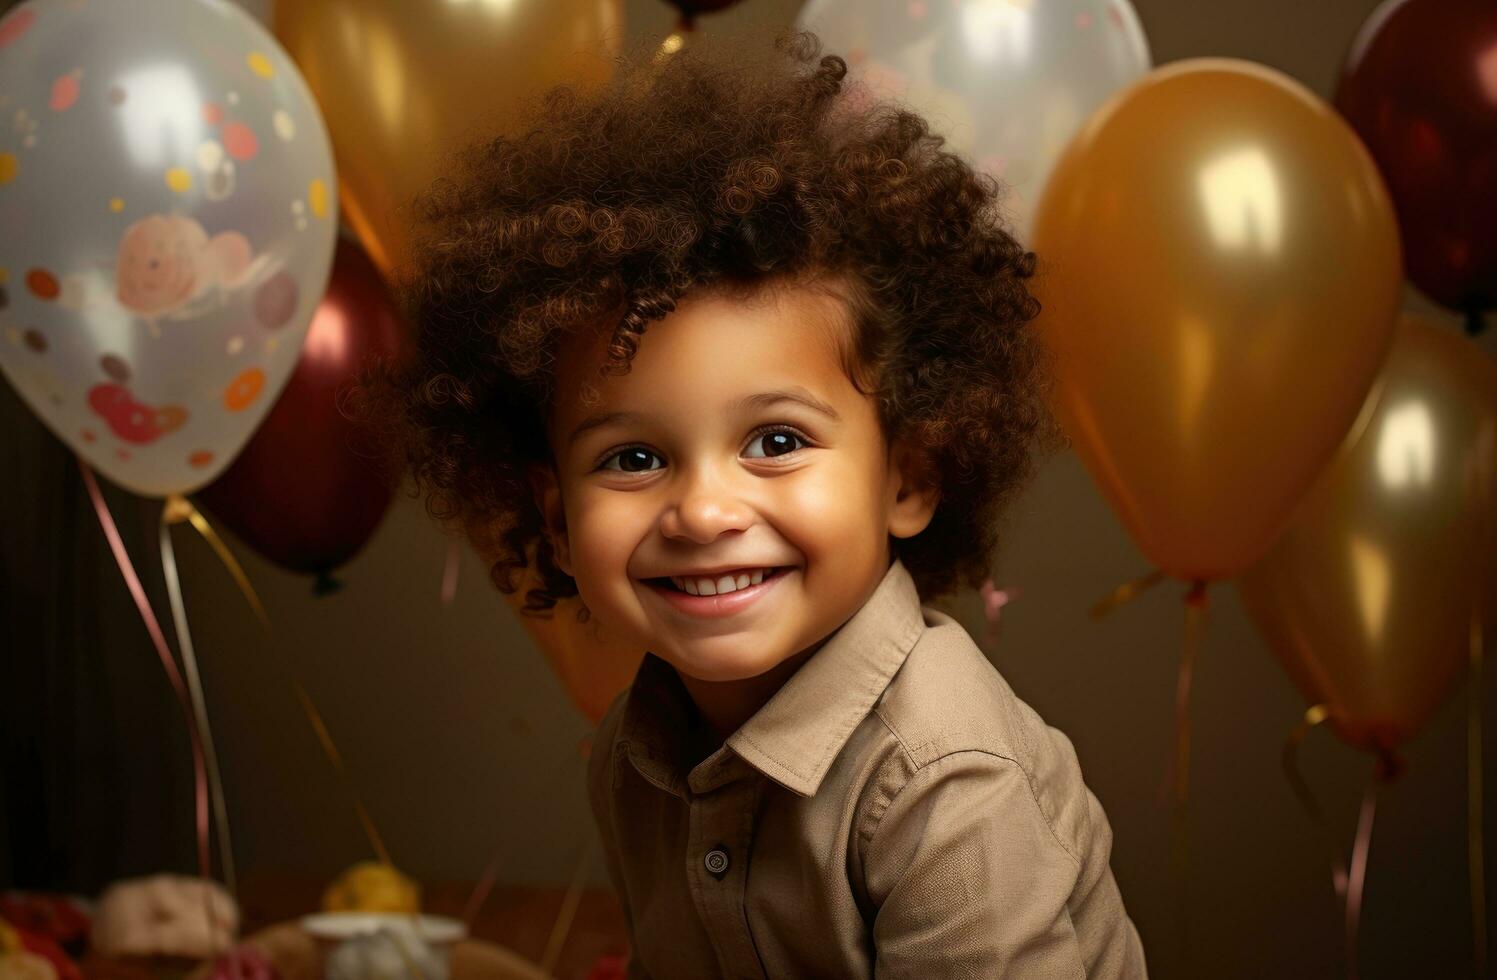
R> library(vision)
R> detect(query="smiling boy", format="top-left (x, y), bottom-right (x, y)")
top-left (364, 30), bottom-right (1146, 979)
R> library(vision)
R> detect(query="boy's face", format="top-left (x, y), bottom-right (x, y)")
top-left (539, 278), bottom-right (937, 685)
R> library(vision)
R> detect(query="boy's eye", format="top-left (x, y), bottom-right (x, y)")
top-left (743, 429), bottom-right (805, 459)
top-left (602, 447), bottom-right (664, 472)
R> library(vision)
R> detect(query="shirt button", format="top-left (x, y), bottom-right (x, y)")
top-left (704, 846), bottom-right (730, 877)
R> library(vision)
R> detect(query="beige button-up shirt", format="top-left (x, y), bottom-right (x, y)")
top-left (587, 558), bottom-right (1148, 979)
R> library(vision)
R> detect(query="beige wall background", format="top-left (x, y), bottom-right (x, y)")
top-left (67, 1), bottom-right (1497, 978)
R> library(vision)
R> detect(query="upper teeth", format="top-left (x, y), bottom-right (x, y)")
top-left (670, 568), bottom-right (770, 596)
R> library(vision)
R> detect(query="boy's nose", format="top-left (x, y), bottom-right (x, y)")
top-left (659, 470), bottom-right (752, 544)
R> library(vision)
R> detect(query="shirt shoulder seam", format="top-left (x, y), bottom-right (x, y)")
top-left (868, 743), bottom-right (1083, 869)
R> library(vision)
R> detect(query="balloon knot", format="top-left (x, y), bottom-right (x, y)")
top-left (1183, 579), bottom-right (1209, 608)
top-left (1374, 745), bottom-right (1406, 784)
top-left (313, 569), bottom-right (344, 596)
top-left (1464, 307), bottom-right (1488, 337)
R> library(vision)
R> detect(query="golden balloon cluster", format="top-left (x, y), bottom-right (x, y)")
top-left (1032, 57), bottom-right (1495, 754)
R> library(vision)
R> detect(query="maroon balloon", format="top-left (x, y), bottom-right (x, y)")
top-left (662, 0), bottom-right (742, 29)
top-left (196, 238), bottom-right (407, 594)
top-left (1336, 0), bottom-right (1497, 334)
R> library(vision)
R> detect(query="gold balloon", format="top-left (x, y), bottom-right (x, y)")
top-left (479, 540), bottom-right (643, 726)
top-left (273, 0), bottom-right (622, 275)
top-left (1238, 316), bottom-right (1497, 750)
top-left (1031, 59), bottom-right (1402, 580)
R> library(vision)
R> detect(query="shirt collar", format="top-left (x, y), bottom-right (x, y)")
top-left (616, 558), bottom-right (925, 799)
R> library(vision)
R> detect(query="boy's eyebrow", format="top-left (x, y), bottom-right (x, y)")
top-left (565, 387), bottom-right (841, 448)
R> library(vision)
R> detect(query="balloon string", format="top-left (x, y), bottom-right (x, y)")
top-left (176, 494), bottom-right (393, 867)
top-left (539, 837), bottom-right (597, 976)
top-left (1169, 580), bottom-right (1207, 975)
top-left (77, 461), bottom-right (212, 884)
top-left (441, 538), bottom-right (462, 606)
top-left (1470, 606), bottom-right (1488, 976)
top-left (1344, 766), bottom-right (1383, 980)
top-left (1282, 704), bottom-right (1396, 980)
top-left (1090, 568), bottom-right (1167, 620)
top-left (1282, 704), bottom-right (1348, 895)
top-left (158, 506), bottom-right (239, 969)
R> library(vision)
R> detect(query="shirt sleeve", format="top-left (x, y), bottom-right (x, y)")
top-left (862, 749), bottom-right (1094, 979)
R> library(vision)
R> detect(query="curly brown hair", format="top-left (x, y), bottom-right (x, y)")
top-left (352, 29), bottom-right (1058, 615)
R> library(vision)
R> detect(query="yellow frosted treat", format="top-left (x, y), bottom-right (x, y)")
top-left (321, 862), bottom-right (420, 914)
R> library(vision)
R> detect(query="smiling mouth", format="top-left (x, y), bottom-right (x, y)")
top-left (644, 566), bottom-right (790, 596)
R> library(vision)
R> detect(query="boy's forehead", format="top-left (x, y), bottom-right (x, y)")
top-left (549, 276), bottom-right (858, 422)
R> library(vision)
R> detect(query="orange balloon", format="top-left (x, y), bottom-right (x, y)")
top-left (1031, 59), bottom-right (1402, 580)
top-left (477, 540), bottom-right (643, 725)
top-left (273, 0), bottom-right (621, 276)
top-left (1238, 316), bottom-right (1497, 750)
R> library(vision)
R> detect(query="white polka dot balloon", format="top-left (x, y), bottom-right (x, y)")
top-left (0, 0), bottom-right (336, 497)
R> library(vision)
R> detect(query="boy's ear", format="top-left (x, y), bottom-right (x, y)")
top-left (887, 438), bottom-right (939, 540)
top-left (527, 463), bottom-right (573, 577)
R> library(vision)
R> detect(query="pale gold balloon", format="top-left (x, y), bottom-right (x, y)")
top-left (1031, 59), bottom-right (1402, 580)
top-left (1238, 317), bottom-right (1497, 750)
top-left (504, 590), bottom-right (644, 725)
top-left (484, 542), bottom-right (643, 725)
top-left (273, 0), bottom-right (622, 275)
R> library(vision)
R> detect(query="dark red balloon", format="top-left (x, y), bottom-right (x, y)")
top-left (1336, 0), bottom-right (1497, 334)
top-left (662, 0), bottom-right (741, 29)
top-left (196, 238), bottom-right (407, 593)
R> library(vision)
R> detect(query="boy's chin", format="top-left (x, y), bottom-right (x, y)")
top-left (664, 641), bottom-right (802, 684)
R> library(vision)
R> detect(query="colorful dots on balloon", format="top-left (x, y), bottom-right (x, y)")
top-left (0, 152), bottom-right (16, 185)
top-left (49, 70), bottom-right (81, 112)
top-left (224, 367), bottom-right (265, 412)
top-left (222, 122), bottom-right (258, 161)
top-left (308, 179), bottom-right (329, 219)
top-left (0, 7), bottom-right (36, 49)
top-left (226, 335), bottom-right (244, 356)
top-left (254, 272), bottom-right (298, 328)
top-left (100, 354), bottom-right (130, 382)
top-left (109, 197), bottom-right (124, 213)
top-left (203, 102), bottom-right (223, 125)
top-left (81, 429), bottom-right (96, 444)
top-left (108, 85), bottom-right (126, 106)
top-left (116, 448), bottom-right (131, 461)
top-left (154, 405), bottom-right (188, 435)
top-left (273, 110), bottom-right (295, 141)
top-left (188, 450), bottom-right (215, 468)
top-left (26, 269), bottom-right (59, 300)
top-left (89, 383), bottom-right (164, 444)
top-left (23, 329), bottom-right (47, 353)
top-left (165, 168), bottom-right (192, 193)
top-left (246, 52), bottom-right (275, 79)
top-left (197, 140), bottom-right (225, 172)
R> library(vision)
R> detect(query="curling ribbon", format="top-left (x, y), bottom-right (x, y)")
top-left (160, 496), bottom-right (238, 901)
top-left (1089, 567), bottom-right (1167, 620)
top-left (169, 491), bottom-right (394, 867)
top-left (540, 837), bottom-right (597, 976)
top-left (442, 538), bottom-right (462, 606)
top-left (1282, 703), bottom-right (1399, 980)
top-left (77, 462), bottom-right (212, 884)
top-left (1093, 570), bottom-right (1207, 974)
top-left (1470, 606), bottom-right (1488, 976)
